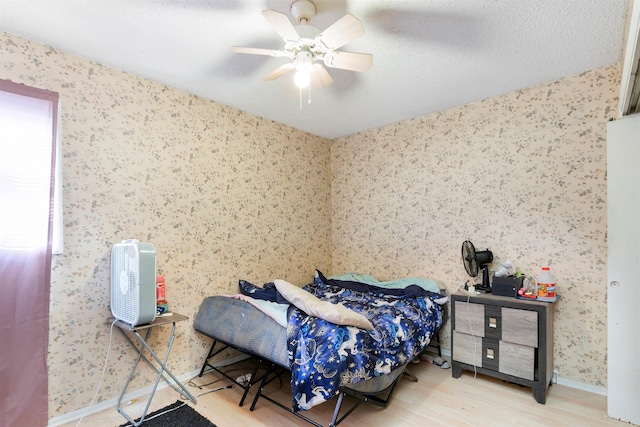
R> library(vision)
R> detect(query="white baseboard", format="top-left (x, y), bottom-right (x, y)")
top-left (436, 347), bottom-right (607, 396)
top-left (557, 376), bottom-right (607, 396)
top-left (47, 354), bottom-right (250, 427)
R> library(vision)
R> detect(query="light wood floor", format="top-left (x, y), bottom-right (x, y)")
top-left (64, 357), bottom-right (628, 427)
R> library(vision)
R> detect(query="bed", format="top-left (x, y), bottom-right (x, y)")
top-left (193, 270), bottom-right (447, 427)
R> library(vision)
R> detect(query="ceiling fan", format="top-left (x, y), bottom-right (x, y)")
top-left (232, 0), bottom-right (373, 89)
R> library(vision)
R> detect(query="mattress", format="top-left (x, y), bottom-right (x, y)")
top-left (193, 295), bottom-right (408, 393)
top-left (194, 295), bottom-right (289, 368)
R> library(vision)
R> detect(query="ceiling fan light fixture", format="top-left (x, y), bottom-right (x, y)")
top-left (294, 51), bottom-right (314, 88)
top-left (294, 70), bottom-right (311, 88)
top-left (295, 51), bottom-right (314, 69)
top-left (233, 0), bottom-right (371, 97)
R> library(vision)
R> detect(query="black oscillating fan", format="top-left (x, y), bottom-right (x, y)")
top-left (461, 240), bottom-right (494, 292)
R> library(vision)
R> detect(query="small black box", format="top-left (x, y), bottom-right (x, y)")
top-left (491, 276), bottom-right (524, 297)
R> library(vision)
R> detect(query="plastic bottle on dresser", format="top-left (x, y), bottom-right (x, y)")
top-left (536, 267), bottom-right (556, 302)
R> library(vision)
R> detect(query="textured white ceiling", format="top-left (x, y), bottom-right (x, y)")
top-left (0, 0), bottom-right (629, 139)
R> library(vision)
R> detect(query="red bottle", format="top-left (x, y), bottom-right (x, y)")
top-left (156, 276), bottom-right (167, 304)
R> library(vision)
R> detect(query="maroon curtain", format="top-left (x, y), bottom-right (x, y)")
top-left (0, 80), bottom-right (58, 427)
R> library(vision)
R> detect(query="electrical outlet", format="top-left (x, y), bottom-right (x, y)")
top-left (552, 369), bottom-right (558, 384)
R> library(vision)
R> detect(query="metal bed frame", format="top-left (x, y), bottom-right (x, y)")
top-left (197, 335), bottom-right (417, 427)
top-left (194, 289), bottom-right (448, 427)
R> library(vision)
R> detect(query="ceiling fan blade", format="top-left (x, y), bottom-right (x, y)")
top-left (262, 63), bottom-right (295, 81)
top-left (324, 51), bottom-right (373, 72)
top-left (316, 14), bottom-right (364, 50)
top-left (231, 46), bottom-right (287, 57)
top-left (262, 9), bottom-right (300, 43)
top-left (309, 66), bottom-right (334, 88)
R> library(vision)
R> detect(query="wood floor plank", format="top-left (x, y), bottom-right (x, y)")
top-left (60, 358), bottom-right (629, 427)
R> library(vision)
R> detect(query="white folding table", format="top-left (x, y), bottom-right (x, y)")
top-left (113, 313), bottom-right (197, 426)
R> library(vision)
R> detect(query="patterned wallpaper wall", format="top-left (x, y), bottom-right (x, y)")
top-left (1, 29), bottom-right (619, 421)
top-left (332, 65), bottom-right (618, 388)
top-left (0, 32), bottom-right (332, 419)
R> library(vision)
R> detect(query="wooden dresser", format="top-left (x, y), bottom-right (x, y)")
top-left (451, 292), bottom-right (554, 403)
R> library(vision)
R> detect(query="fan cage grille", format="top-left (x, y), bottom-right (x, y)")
top-left (110, 241), bottom-right (156, 326)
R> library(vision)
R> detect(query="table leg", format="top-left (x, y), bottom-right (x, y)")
top-left (116, 322), bottom-right (196, 426)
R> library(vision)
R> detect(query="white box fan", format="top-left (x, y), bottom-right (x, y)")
top-left (111, 239), bottom-right (157, 326)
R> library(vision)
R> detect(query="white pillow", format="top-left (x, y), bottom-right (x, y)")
top-left (274, 279), bottom-right (374, 331)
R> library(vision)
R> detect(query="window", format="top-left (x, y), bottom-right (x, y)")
top-left (0, 79), bottom-right (62, 253)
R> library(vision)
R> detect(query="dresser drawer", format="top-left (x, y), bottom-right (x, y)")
top-left (454, 301), bottom-right (485, 336)
top-left (452, 331), bottom-right (483, 366)
top-left (499, 341), bottom-right (535, 380)
top-left (502, 307), bottom-right (538, 347)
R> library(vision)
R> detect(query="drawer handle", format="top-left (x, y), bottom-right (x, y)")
top-left (489, 317), bottom-right (497, 328)
top-left (486, 348), bottom-right (495, 360)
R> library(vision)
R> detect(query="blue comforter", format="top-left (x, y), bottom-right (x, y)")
top-left (286, 277), bottom-right (445, 411)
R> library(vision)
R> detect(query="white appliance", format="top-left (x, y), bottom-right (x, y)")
top-left (110, 239), bottom-right (156, 326)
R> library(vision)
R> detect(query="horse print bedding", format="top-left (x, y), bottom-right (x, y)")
top-left (284, 272), bottom-right (445, 411)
